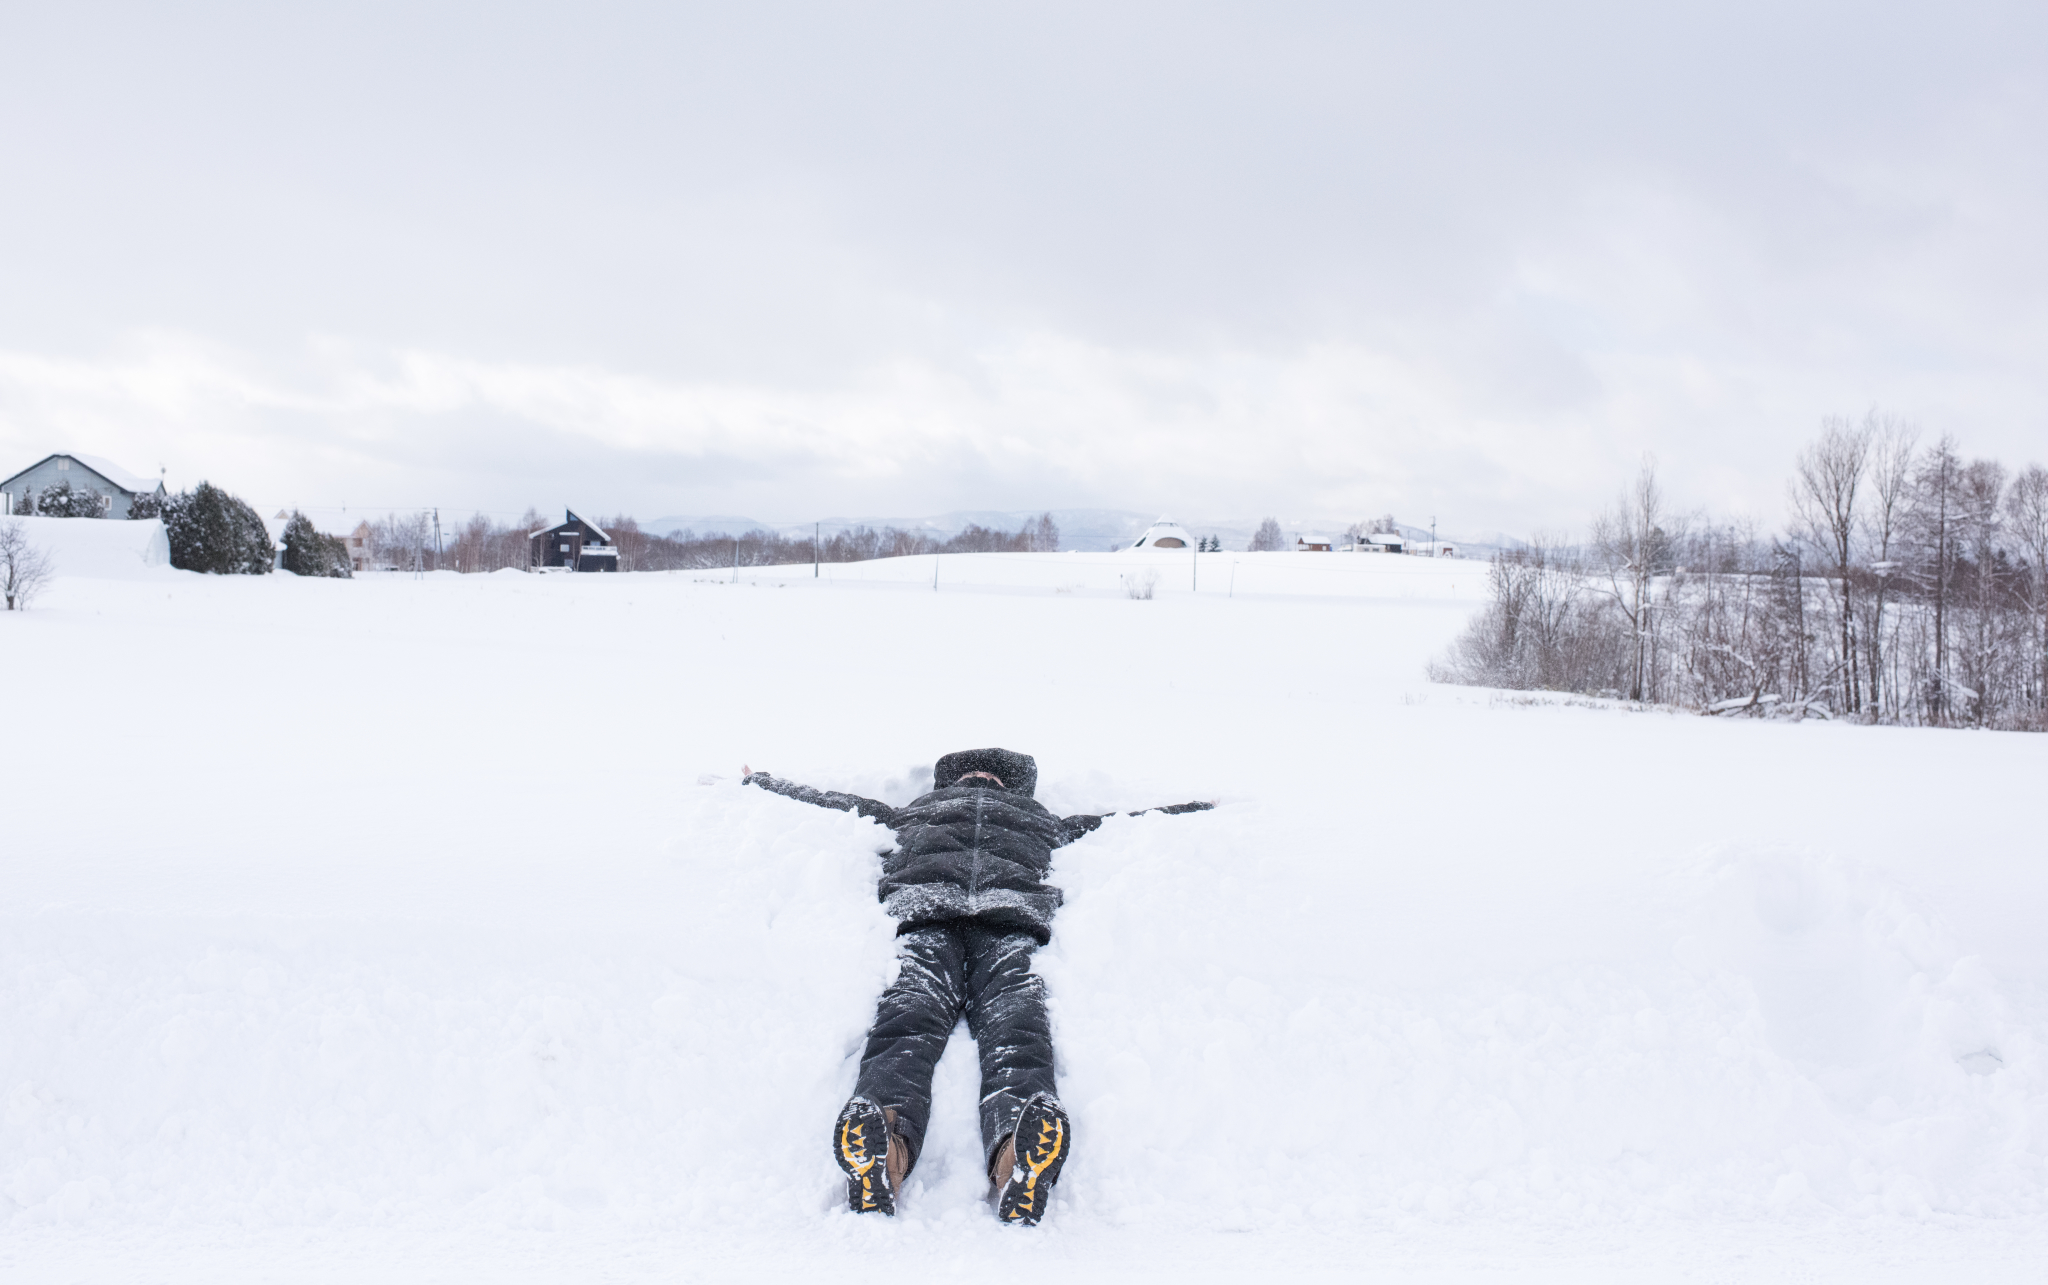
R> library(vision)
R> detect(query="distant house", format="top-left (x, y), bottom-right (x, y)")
top-left (337, 521), bottom-right (372, 572)
top-left (1296, 535), bottom-right (1334, 552)
top-left (531, 509), bottom-right (619, 572)
top-left (1, 453), bottom-right (166, 519)
top-left (1361, 533), bottom-right (1407, 554)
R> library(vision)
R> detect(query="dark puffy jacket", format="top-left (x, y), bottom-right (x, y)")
top-left (743, 760), bottom-right (1211, 943)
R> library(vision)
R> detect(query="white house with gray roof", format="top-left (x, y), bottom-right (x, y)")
top-left (1, 453), bottom-right (166, 519)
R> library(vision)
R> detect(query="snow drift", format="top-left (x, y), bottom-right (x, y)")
top-left (3, 514), bottom-right (171, 581)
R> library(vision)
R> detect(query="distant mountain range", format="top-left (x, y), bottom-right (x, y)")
top-left (644, 509), bottom-right (1521, 557)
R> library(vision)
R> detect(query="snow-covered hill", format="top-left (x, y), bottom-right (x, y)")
top-left (1, 543), bottom-right (2043, 1282)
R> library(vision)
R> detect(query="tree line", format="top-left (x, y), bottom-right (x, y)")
top-left (9, 487), bottom-right (1065, 578)
top-left (1435, 414), bottom-right (2048, 731)
top-left (429, 511), bottom-right (1063, 573)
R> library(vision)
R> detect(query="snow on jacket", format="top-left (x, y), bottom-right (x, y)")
top-left (742, 770), bottom-right (1212, 944)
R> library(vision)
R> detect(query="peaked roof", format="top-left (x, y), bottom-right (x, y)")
top-left (1, 452), bottom-right (165, 495)
top-left (530, 508), bottom-right (612, 542)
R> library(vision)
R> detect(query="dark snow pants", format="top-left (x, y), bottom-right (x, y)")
top-left (851, 919), bottom-right (1056, 1173)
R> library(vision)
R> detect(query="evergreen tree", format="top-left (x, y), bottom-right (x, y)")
top-left (162, 481), bottom-right (275, 575)
top-left (280, 510), bottom-right (354, 578)
top-left (23, 480), bottom-right (108, 518)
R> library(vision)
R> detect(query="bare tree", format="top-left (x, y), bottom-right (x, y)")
top-left (370, 510), bottom-right (436, 572)
top-left (1909, 436), bottom-right (1963, 722)
top-left (1434, 536), bottom-right (1597, 691)
top-left (1861, 416), bottom-right (1917, 716)
top-left (447, 513), bottom-right (492, 572)
top-left (1248, 517), bottom-right (1285, 552)
top-left (1954, 459), bottom-right (2010, 724)
top-left (1593, 457), bottom-right (1677, 701)
top-left (604, 515), bottom-right (648, 572)
top-left (1792, 415), bottom-right (1873, 712)
top-left (1431, 434), bottom-right (2043, 730)
top-left (1024, 512), bottom-right (1060, 552)
top-left (516, 508), bottom-right (545, 569)
top-left (1681, 518), bottom-right (1790, 711)
top-left (0, 519), bottom-right (55, 609)
top-left (2006, 464), bottom-right (2048, 718)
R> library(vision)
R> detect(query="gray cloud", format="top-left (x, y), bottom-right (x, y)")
top-left (2, 1), bottom-right (2044, 533)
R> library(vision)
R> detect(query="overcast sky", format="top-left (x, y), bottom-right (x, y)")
top-left (2, 0), bottom-right (2044, 536)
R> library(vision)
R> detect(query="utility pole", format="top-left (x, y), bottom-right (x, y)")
top-left (732, 538), bottom-right (739, 583)
top-left (433, 508), bottom-right (442, 570)
top-left (1192, 540), bottom-right (1198, 593)
top-left (1430, 515), bottom-right (1437, 558)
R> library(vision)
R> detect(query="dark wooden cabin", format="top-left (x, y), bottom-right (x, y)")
top-left (530, 510), bottom-right (620, 572)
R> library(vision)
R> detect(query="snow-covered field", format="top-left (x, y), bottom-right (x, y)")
top-left (4, 517), bottom-right (2045, 1282)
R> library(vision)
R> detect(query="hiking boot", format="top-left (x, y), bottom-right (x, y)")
top-left (991, 1094), bottom-right (1070, 1226)
top-left (834, 1098), bottom-right (896, 1215)
top-left (884, 1107), bottom-right (912, 1195)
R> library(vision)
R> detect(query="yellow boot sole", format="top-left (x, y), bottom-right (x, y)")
top-left (995, 1096), bottom-right (1069, 1226)
top-left (834, 1099), bottom-right (896, 1215)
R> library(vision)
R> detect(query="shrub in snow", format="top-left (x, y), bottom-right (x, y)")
top-left (128, 491), bottom-right (166, 520)
top-left (0, 519), bottom-right (54, 609)
top-left (163, 482), bottom-right (274, 575)
top-left (280, 511), bottom-right (353, 578)
top-left (16, 480), bottom-right (108, 518)
top-left (1121, 569), bottom-right (1158, 600)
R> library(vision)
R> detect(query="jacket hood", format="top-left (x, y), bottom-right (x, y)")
top-left (932, 747), bottom-right (1038, 798)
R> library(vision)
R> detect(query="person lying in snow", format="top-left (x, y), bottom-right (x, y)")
top-left (741, 747), bottom-right (1213, 1225)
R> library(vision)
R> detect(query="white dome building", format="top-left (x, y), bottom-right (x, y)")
top-left (1124, 516), bottom-right (1197, 551)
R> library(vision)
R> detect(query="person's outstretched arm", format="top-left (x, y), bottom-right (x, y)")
top-left (1059, 799), bottom-right (1215, 841)
top-left (741, 767), bottom-right (898, 825)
